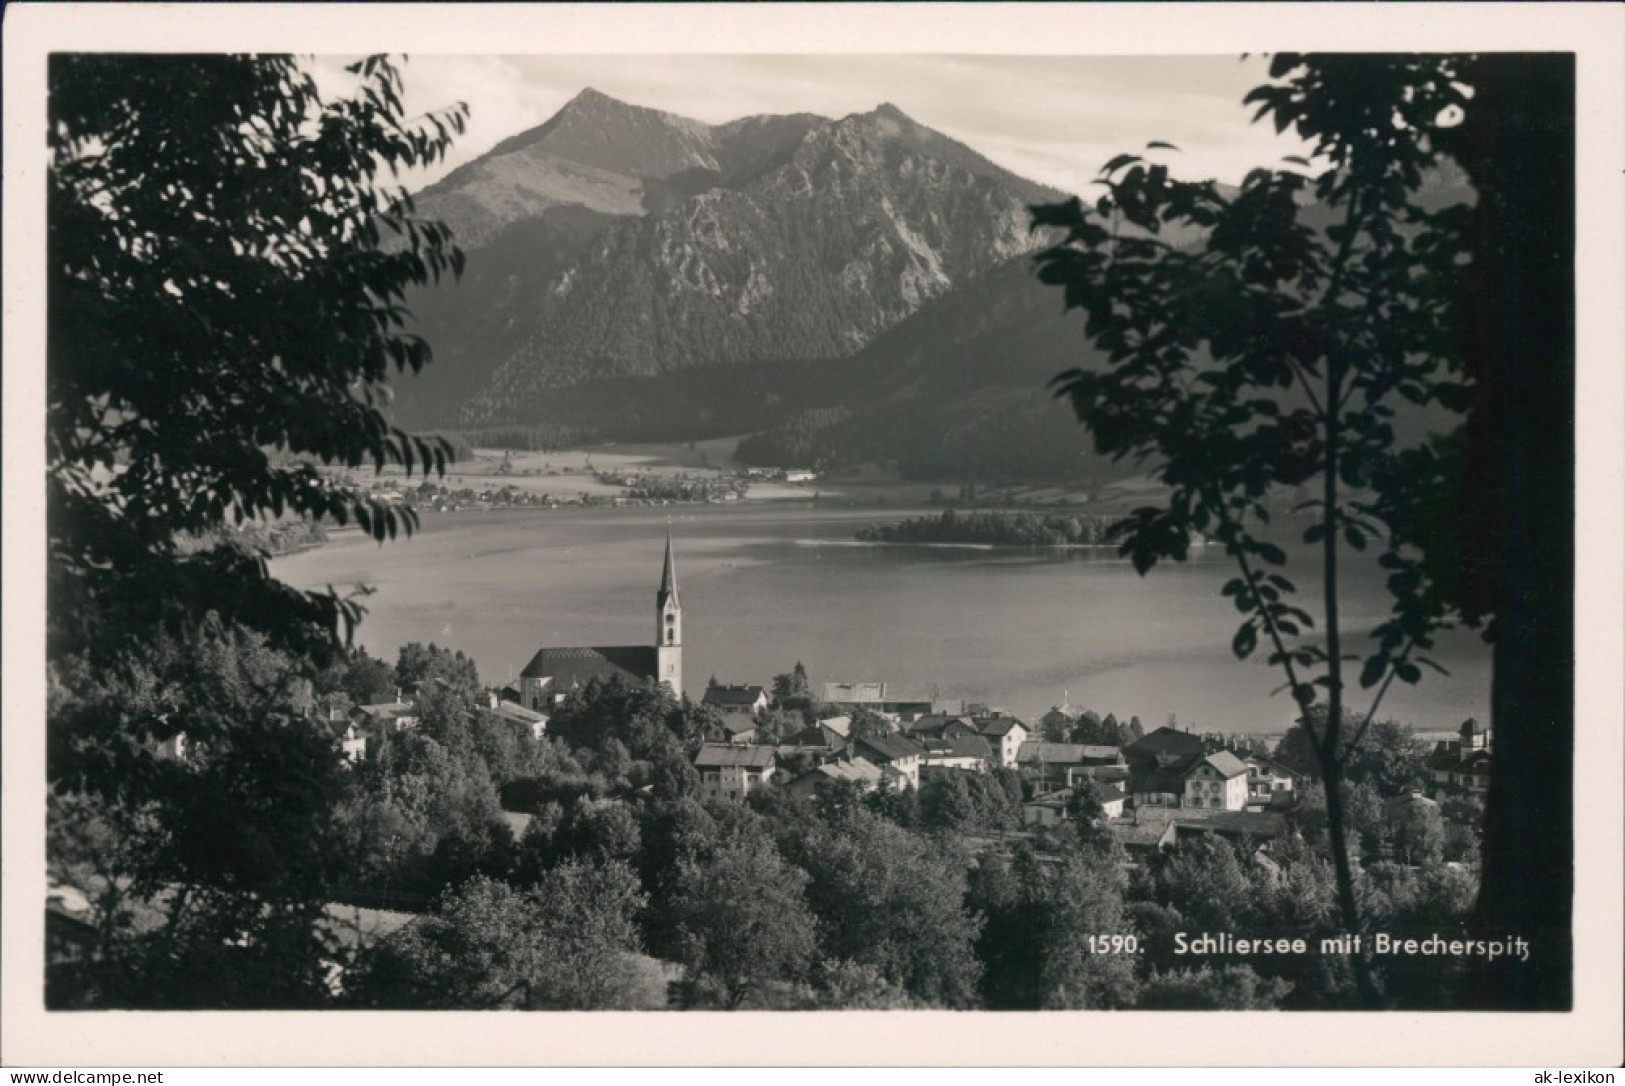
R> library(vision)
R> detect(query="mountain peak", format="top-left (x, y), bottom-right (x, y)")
top-left (871, 102), bottom-right (914, 123)
top-left (562, 86), bottom-right (626, 111)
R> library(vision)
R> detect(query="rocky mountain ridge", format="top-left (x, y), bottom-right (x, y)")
top-left (393, 88), bottom-right (1064, 432)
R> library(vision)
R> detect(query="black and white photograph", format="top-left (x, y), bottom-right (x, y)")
top-left (5, 1), bottom-right (1622, 1070)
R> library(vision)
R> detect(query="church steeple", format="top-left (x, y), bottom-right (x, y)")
top-left (655, 527), bottom-right (683, 695)
top-left (658, 527), bottom-right (680, 611)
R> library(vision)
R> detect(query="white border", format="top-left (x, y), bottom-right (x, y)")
top-left (4, 2), bottom-right (1622, 1068)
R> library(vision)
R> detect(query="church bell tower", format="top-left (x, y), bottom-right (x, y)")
top-left (655, 529), bottom-right (683, 696)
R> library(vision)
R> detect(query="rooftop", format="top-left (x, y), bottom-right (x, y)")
top-left (694, 743), bottom-right (776, 769)
top-left (519, 645), bottom-right (658, 687)
top-left (703, 683), bottom-right (767, 707)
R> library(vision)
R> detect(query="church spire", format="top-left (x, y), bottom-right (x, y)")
top-left (658, 524), bottom-right (680, 609)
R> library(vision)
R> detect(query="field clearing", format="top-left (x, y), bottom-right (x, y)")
top-left (336, 436), bottom-right (1171, 511)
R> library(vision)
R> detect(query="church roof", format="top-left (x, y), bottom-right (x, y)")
top-left (518, 645), bottom-right (658, 686)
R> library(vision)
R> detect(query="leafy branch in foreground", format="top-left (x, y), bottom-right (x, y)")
top-left (1033, 54), bottom-right (1480, 1005)
top-left (48, 54), bottom-right (468, 668)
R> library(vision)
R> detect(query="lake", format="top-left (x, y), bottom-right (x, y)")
top-left (273, 503), bottom-right (1492, 734)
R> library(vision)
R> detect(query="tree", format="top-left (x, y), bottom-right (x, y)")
top-left (1426, 56), bottom-right (1575, 1010)
top-left (394, 643), bottom-right (482, 707)
top-left (1389, 801), bottom-right (1446, 867)
top-left (48, 55), bottom-right (466, 668)
top-left (771, 662), bottom-right (812, 709)
top-left (546, 675), bottom-right (718, 762)
top-left (975, 844), bottom-right (1138, 1009)
top-left (339, 649), bottom-right (399, 707)
top-left (354, 863), bottom-right (650, 1010)
top-left (782, 808), bottom-right (981, 1007)
top-left (1347, 720), bottom-right (1429, 798)
top-left (1158, 837), bottom-right (1257, 934)
top-left (45, 55), bottom-right (469, 1007)
top-left (669, 837), bottom-right (818, 1008)
top-left (918, 771), bottom-right (976, 835)
top-left (1033, 56), bottom-right (1486, 1003)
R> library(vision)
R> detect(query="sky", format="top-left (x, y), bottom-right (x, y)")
top-left (315, 54), bottom-right (1317, 195)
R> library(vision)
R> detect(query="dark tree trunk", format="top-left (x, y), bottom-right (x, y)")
top-left (1446, 54), bottom-right (1576, 1010)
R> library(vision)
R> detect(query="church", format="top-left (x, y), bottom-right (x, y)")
top-left (514, 532), bottom-right (684, 712)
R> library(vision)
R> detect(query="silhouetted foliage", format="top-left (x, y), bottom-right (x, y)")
top-left (1033, 55), bottom-right (1498, 1003)
top-left (49, 54), bottom-right (467, 669)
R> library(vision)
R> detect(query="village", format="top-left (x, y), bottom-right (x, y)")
top-left (321, 532), bottom-right (1490, 879)
top-left (47, 532), bottom-right (1497, 1011)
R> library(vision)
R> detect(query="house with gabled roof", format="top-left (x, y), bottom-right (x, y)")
top-left (975, 714), bottom-right (1029, 769)
top-left (1023, 783), bottom-right (1126, 828)
top-left (853, 733), bottom-right (926, 790)
top-left (1182, 750), bottom-right (1251, 811)
top-left (717, 715), bottom-right (759, 745)
top-left (1242, 753), bottom-right (1302, 804)
top-left (783, 756), bottom-right (885, 800)
top-left (1123, 725), bottom-right (1208, 808)
top-left (488, 698), bottom-right (549, 739)
top-left (352, 700), bottom-right (418, 733)
top-left (703, 682), bottom-right (769, 718)
top-left (919, 733), bottom-right (994, 772)
top-left (782, 721), bottom-right (850, 757)
top-left (1017, 741), bottom-right (1123, 789)
top-left (901, 714), bottom-right (981, 743)
top-left (693, 742), bottom-right (776, 802)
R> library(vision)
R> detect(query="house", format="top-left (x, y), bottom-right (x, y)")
top-left (783, 756), bottom-right (885, 800)
top-left (1242, 754), bottom-right (1301, 803)
top-left (1451, 751), bottom-right (1492, 795)
top-left (919, 733), bottom-right (994, 772)
top-left (1023, 789), bottom-right (1072, 828)
top-left (517, 533), bottom-right (684, 710)
top-left (489, 698), bottom-right (549, 739)
top-left (146, 731), bottom-right (190, 763)
top-left (1166, 808), bottom-right (1288, 845)
top-left (352, 700), bottom-right (418, 733)
top-left (1099, 783), bottom-right (1127, 819)
top-left (1123, 806), bottom-right (1288, 849)
top-left (853, 733), bottom-right (926, 790)
top-left (819, 682), bottom-right (959, 719)
top-left (1022, 783), bottom-right (1127, 828)
top-left (1016, 741), bottom-right (1124, 788)
top-left (781, 721), bottom-right (851, 763)
top-left (694, 743), bottom-right (777, 802)
top-left (1109, 815), bottom-right (1179, 859)
top-left (1424, 717), bottom-right (1493, 795)
top-left (818, 714), bottom-right (852, 738)
top-left (717, 716), bottom-right (759, 745)
top-left (902, 714), bottom-right (981, 742)
top-left (1181, 750), bottom-right (1251, 811)
top-left (976, 716), bottom-right (1030, 770)
top-left (327, 718), bottom-right (369, 763)
top-left (1123, 726), bottom-right (1209, 807)
top-left (1124, 725), bottom-right (1209, 767)
top-left (703, 682), bottom-right (769, 719)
